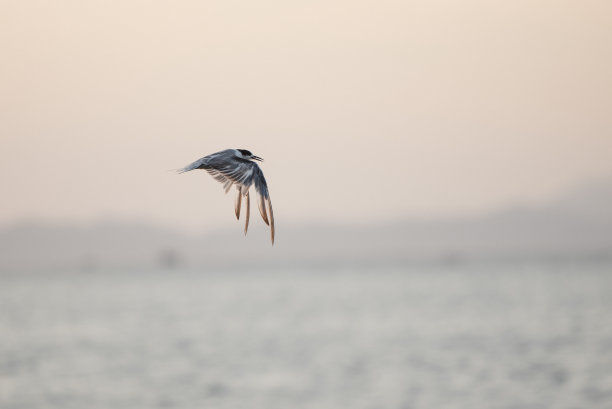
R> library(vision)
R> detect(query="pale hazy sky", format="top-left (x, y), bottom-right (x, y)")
top-left (1, 0), bottom-right (611, 231)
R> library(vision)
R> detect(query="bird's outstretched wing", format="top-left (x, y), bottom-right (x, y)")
top-left (183, 155), bottom-right (274, 244)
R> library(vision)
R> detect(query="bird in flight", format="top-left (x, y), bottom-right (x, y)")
top-left (178, 149), bottom-right (275, 244)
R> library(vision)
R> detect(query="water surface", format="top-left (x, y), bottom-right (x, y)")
top-left (1, 263), bottom-right (611, 408)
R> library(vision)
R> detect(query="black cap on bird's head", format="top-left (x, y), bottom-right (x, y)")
top-left (237, 149), bottom-right (263, 161)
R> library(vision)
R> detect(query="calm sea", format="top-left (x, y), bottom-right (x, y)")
top-left (1, 263), bottom-right (611, 408)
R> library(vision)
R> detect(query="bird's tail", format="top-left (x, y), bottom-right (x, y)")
top-left (177, 158), bottom-right (208, 174)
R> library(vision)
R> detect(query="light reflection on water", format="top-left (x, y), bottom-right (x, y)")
top-left (1, 264), bottom-right (611, 409)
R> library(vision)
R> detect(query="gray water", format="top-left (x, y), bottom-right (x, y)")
top-left (1, 264), bottom-right (612, 409)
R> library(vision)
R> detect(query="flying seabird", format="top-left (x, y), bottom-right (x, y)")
top-left (178, 149), bottom-right (275, 244)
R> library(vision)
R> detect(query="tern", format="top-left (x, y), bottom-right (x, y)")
top-left (179, 149), bottom-right (275, 244)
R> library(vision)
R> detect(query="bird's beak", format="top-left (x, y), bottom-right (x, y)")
top-left (252, 155), bottom-right (263, 161)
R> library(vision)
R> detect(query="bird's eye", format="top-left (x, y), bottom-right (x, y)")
top-left (238, 149), bottom-right (252, 156)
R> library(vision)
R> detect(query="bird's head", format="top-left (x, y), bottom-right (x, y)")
top-left (237, 149), bottom-right (263, 161)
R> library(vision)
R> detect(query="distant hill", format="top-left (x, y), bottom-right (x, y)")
top-left (1, 179), bottom-right (611, 272)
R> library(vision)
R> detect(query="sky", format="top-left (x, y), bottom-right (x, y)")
top-left (1, 0), bottom-right (611, 232)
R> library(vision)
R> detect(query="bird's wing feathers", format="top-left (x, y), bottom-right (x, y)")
top-left (250, 165), bottom-right (274, 244)
top-left (234, 185), bottom-right (241, 219)
top-left (206, 161), bottom-right (255, 191)
top-left (208, 161), bottom-right (275, 244)
top-left (244, 191), bottom-right (250, 235)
